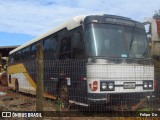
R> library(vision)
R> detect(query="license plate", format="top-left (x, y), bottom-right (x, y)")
top-left (124, 82), bottom-right (136, 89)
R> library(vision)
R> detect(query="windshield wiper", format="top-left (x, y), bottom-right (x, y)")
top-left (129, 23), bottom-right (137, 50)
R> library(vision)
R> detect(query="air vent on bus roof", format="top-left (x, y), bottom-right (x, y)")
top-left (103, 14), bottom-right (131, 20)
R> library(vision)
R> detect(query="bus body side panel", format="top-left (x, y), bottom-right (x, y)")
top-left (8, 63), bottom-right (36, 94)
top-left (67, 60), bottom-right (88, 105)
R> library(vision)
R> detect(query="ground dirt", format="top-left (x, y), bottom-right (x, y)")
top-left (0, 85), bottom-right (160, 120)
top-left (0, 85), bottom-right (115, 120)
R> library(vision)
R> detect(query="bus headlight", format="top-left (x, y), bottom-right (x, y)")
top-left (143, 82), bottom-right (148, 88)
top-left (108, 83), bottom-right (114, 90)
top-left (149, 82), bottom-right (153, 88)
top-left (100, 81), bottom-right (115, 91)
top-left (102, 83), bottom-right (107, 90)
top-left (143, 81), bottom-right (153, 90)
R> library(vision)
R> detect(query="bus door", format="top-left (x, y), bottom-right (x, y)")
top-left (71, 30), bottom-right (88, 104)
top-left (58, 28), bottom-right (87, 104)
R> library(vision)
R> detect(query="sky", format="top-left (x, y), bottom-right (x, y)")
top-left (0, 0), bottom-right (160, 46)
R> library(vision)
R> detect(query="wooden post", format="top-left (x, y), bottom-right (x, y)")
top-left (36, 44), bottom-right (44, 119)
top-left (0, 53), bottom-right (2, 72)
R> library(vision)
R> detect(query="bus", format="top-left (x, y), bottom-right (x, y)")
top-left (8, 14), bottom-right (154, 107)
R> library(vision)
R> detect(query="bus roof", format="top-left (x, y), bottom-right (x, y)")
top-left (10, 15), bottom-right (86, 54)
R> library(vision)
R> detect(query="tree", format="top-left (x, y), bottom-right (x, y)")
top-left (153, 9), bottom-right (160, 19)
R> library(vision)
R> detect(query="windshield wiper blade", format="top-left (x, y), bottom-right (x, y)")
top-left (129, 23), bottom-right (137, 50)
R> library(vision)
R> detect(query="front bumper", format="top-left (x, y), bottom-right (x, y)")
top-left (87, 92), bottom-right (154, 105)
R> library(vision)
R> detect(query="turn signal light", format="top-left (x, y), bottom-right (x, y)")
top-left (93, 81), bottom-right (98, 91)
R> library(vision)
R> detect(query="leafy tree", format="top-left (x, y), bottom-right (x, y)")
top-left (153, 10), bottom-right (160, 19)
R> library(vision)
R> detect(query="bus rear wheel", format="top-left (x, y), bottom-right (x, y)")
top-left (59, 84), bottom-right (69, 108)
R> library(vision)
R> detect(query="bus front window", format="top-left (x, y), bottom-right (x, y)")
top-left (124, 27), bottom-right (150, 58)
top-left (85, 23), bottom-right (150, 58)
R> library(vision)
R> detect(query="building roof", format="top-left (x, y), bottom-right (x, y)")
top-left (0, 45), bottom-right (19, 49)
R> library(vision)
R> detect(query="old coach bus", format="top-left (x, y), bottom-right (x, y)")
top-left (8, 14), bottom-right (154, 107)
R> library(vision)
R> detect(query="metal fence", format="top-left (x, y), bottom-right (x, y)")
top-left (0, 58), bottom-right (160, 119)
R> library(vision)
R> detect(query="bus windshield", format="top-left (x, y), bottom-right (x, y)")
top-left (85, 23), bottom-right (150, 58)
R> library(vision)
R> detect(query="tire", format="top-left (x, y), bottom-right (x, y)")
top-left (15, 80), bottom-right (19, 93)
top-left (59, 84), bottom-right (69, 108)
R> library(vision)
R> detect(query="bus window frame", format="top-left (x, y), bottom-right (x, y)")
top-left (72, 30), bottom-right (86, 59)
top-left (43, 35), bottom-right (58, 53)
top-left (15, 50), bottom-right (21, 62)
top-left (21, 46), bottom-right (31, 61)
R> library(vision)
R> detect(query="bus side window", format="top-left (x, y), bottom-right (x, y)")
top-left (72, 32), bottom-right (85, 59)
top-left (44, 36), bottom-right (57, 52)
top-left (30, 44), bottom-right (36, 59)
top-left (59, 37), bottom-right (71, 59)
top-left (21, 49), bottom-right (26, 60)
top-left (22, 47), bottom-right (30, 60)
top-left (15, 51), bottom-right (21, 62)
top-left (25, 47), bottom-right (30, 59)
